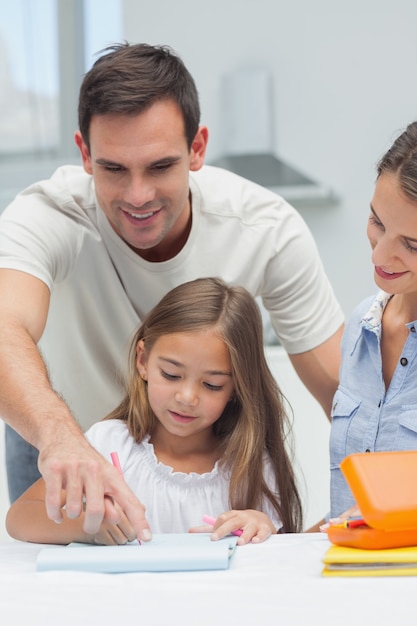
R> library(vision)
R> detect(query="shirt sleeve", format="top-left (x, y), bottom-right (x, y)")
top-left (0, 168), bottom-right (94, 289)
top-left (260, 206), bottom-right (344, 354)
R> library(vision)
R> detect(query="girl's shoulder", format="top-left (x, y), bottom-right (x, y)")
top-left (85, 419), bottom-right (137, 463)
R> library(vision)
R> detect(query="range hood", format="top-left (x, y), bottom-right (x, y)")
top-left (211, 152), bottom-right (332, 205)
top-left (211, 68), bottom-right (333, 206)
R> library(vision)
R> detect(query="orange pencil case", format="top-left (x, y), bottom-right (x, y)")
top-left (327, 450), bottom-right (417, 550)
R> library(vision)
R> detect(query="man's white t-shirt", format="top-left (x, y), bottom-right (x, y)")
top-left (0, 164), bottom-right (343, 429)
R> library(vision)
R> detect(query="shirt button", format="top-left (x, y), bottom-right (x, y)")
top-left (400, 357), bottom-right (408, 366)
top-left (411, 326), bottom-right (416, 332)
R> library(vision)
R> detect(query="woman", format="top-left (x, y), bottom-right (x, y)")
top-left (330, 121), bottom-right (417, 518)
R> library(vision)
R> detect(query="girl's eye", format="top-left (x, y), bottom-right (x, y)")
top-left (159, 370), bottom-right (223, 391)
top-left (161, 370), bottom-right (179, 381)
top-left (204, 383), bottom-right (223, 392)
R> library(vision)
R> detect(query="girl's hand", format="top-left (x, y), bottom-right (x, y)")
top-left (84, 496), bottom-right (137, 545)
top-left (189, 509), bottom-right (277, 545)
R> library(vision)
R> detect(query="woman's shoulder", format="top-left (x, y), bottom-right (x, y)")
top-left (344, 291), bottom-right (389, 336)
top-left (349, 293), bottom-right (378, 320)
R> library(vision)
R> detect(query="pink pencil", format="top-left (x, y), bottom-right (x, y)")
top-left (110, 451), bottom-right (141, 545)
top-left (110, 451), bottom-right (123, 474)
top-left (203, 514), bottom-right (243, 537)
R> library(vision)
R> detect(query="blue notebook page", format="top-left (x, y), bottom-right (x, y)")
top-left (36, 533), bottom-right (238, 573)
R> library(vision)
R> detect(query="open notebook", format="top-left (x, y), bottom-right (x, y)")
top-left (36, 533), bottom-right (238, 573)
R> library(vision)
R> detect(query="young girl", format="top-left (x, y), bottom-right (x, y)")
top-left (6, 277), bottom-right (303, 545)
top-left (330, 121), bottom-right (417, 518)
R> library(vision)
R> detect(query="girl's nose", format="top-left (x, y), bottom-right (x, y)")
top-left (174, 384), bottom-right (199, 407)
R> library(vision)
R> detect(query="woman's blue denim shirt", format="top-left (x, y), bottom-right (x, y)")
top-left (330, 290), bottom-right (417, 517)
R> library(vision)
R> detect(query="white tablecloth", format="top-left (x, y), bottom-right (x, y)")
top-left (0, 533), bottom-right (414, 625)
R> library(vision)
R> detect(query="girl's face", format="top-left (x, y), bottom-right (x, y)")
top-left (368, 172), bottom-right (417, 296)
top-left (136, 328), bottom-right (235, 443)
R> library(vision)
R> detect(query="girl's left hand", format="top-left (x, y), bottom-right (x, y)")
top-left (189, 509), bottom-right (277, 544)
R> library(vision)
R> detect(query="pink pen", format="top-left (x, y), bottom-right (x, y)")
top-left (110, 451), bottom-right (141, 545)
top-left (202, 514), bottom-right (243, 537)
top-left (110, 451), bottom-right (123, 474)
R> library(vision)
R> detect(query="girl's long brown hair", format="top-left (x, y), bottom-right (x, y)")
top-left (105, 277), bottom-right (303, 532)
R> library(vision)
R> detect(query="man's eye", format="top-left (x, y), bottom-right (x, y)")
top-left (105, 166), bottom-right (124, 173)
top-left (152, 163), bottom-right (172, 173)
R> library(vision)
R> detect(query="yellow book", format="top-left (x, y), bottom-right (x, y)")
top-left (322, 544), bottom-right (417, 577)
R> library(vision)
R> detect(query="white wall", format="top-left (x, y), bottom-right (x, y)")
top-left (123, 0), bottom-right (417, 318)
top-left (265, 347), bottom-right (330, 529)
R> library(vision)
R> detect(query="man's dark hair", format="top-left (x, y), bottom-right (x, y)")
top-left (78, 42), bottom-right (201, 151)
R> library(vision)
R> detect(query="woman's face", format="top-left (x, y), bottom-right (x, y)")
top-left (368, 172), bottom-right (417, 296)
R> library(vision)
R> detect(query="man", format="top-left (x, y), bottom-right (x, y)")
top-left (0, 43), bottom-right (343, 539)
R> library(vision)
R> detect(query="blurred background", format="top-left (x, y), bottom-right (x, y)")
top-left (1, 0), bottom-right (417, 536)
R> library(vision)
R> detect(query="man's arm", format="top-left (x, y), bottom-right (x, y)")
top-left (0, 269), bottom-right (151, 540)
top-left (288, 324), bottom-right (344, 419)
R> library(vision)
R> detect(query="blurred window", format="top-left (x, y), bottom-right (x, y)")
top-left (0, 0), bottom-right (122, 160)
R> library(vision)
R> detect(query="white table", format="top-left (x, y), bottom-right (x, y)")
top-left (0, 533), bottom-right (414, 625)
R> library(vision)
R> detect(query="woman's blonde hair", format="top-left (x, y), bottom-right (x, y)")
top-left (106, 277), bottom-right (302, 532)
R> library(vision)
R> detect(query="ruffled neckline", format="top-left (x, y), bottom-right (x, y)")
top-left (138, 434), bottom-right (224, 484)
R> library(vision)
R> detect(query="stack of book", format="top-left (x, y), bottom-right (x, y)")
top-left (322, 543), bottom-right (417, 577)
top-left (322, 450), bottom-right (417, 577)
